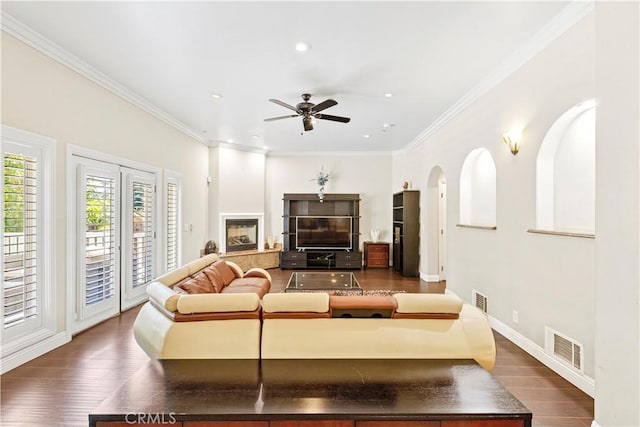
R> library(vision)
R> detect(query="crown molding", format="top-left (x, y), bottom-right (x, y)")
top-left (401, 0), bottom-right (594, 154)
top-left (1, 12), bottom-right (207, 146)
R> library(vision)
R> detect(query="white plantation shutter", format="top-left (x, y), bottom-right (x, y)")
top-left (131, 181), bottom-right (154, 288)
top-left (121, 168), bottom-right (156, 310)
top-left (166, 181), bottom-right (178, 271)
top-left (75, 162), bottom-right (120, 327)
top-left (3, 152), bottom-right (39, 329)
top-left (84, 175), bottom-right (117, 306)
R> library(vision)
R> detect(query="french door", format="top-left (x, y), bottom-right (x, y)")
top-left (120, 167), bottom-right (156, 311)
top-left (70, 157), bottom-right (157, 333)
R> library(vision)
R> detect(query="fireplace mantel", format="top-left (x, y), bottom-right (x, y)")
top-left (219, 213), bottom-right (265, 254)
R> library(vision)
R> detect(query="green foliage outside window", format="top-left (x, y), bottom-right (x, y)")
top-left (4, 154), bottom-right (26, 233)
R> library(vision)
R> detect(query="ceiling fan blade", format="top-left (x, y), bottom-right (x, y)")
top-left (269, 99), bottom-right (299, 112)
top-left (315, 113), bottom-right (351, 123)
top-left (264, 115), bottom-right (299, 122)
top-left (312, 99), bottom-right (338, 113)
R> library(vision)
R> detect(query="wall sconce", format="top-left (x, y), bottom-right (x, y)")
top-left (502, 129), bottom-right (522, 155)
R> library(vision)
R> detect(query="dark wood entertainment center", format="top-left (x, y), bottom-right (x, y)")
top-left (281, 193), bottom-right (362, 270)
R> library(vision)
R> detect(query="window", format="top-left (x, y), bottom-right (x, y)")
top-left (84, 174), bottom-right (117, 307)
top-left (164, 171), bottom-right (182, 272)
top-left (1, 126), bottom-right (56, 361)
top-left (131, 181), bottom-right (154, 288)
top-left (3, 152), bottom-right (38, 328)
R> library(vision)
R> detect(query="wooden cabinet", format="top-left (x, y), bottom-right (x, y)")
top-left (392, 190), bottom-right (420, 277)
top-left (363, 242), bottom-right (389, 268)
top-left (280, 251), bottom-right (307, 269)
top-left (281, 194), bottom-right (361, 270)
top-left (335, 251), bottom-right (362, 269)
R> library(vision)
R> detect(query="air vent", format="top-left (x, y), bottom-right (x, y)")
top-left (545, 327), bottom-right (583, 372)
top-left (472, 290), bottom-right (488, 314)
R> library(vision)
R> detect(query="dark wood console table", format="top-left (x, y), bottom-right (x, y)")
top-left (90, 359), bottom-right (531, 427)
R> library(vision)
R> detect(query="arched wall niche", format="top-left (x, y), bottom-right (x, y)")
top-left (536, 100), bottom-right (595, 234)
top-left (426, 166), bottom-right (447, 280)
top-left (459, 148), bottom-right (496, 227)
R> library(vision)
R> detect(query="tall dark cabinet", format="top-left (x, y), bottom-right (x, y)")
top-left (281, 193), bottom-right (362, 270)
top-left (392, 190), bottom-right (420, 277)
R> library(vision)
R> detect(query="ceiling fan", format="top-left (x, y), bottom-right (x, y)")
top-left (264, 93), bottom-right (351, 131)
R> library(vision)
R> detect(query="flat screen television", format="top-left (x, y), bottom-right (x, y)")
top-left (296, 216), bottom-right (352, 250)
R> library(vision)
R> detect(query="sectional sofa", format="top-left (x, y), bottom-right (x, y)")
top-left (133, 254), bottom-right (271, 359)
top-left (133, 255), bottom-right (496, 371)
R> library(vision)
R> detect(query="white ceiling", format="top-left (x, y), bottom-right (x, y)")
top-left (2, 1), bottom-right (573, 154)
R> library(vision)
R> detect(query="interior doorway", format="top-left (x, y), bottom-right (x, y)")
top-left (427, 167), bottom-right (447, 281)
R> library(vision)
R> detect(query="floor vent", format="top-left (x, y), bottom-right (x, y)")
top-left (545, 327), bottom-right (583, 372)
top-left (472, 290), bottom-right (488, 314)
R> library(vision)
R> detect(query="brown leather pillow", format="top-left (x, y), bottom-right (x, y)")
top-left (211, 260), bottom-right (237, 286)
top-left (202, 265), bottom-right (225, 293)
top-left (175, 271), bottom-right (215, 294)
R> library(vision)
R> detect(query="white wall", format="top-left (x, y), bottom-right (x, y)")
top-left (265, 154), bottom-right (392, 250)
top-left (217, 147), bottom-right (266, 213)
top-left (1, 34), bottom-right (210, 332)
top-left (393, 12), bottom-right (597, 385)
top-left (594, 2), bottom-right (640, 425)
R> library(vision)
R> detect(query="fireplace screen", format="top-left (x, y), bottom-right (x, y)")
top-left (226, 219), bottom-right (258, 252)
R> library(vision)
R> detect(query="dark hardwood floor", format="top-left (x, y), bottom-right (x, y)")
top-left (0, 268), bottom-right (593, 427)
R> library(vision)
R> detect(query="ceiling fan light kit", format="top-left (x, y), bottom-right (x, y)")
top-left (265, 93), bottom-right (351, 131)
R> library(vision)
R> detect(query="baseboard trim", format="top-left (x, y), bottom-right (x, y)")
top-left (1, 331), bottom-right (70, 374)
top-left (591, 421), bottom-right (601, 427)
top-left (424, 274), bottom-right (441, 282)
top-left (489, 316), bottom-right (595, 397)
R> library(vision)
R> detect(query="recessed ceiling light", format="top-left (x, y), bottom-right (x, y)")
top-left (295, 42), bottom-right (311, 52)
top-left (263, 146), bottom-right (269, 150)
top-left (251, 135), bottom-right (260, 139)
top-left (210, 93), bottom-right (223, 99)
top-left (363, 134), bottom-right (370, 138)
top-left (384, 93), bottom-right (393, 98)
top-left (227, 139), bottom-right (234, 143)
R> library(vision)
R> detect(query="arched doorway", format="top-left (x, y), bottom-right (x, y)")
top-left (426, 166), bottom-right (447, 281)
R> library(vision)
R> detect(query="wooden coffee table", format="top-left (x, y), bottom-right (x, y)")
top-left (284, 271), bottom-right (363, 293)
top-left (89, 359), bottom-right (532, 426)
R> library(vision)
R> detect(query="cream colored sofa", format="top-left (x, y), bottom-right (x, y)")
top-left (133, 255), bottom-right (495, 371)
top-left (261, 292), bottom-right (496, 371)
top-left (133, 254), bottom-right (271, 359)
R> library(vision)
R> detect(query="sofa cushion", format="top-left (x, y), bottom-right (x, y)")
top-left (176, 293), bottom-right (260, 314)
top-left (228, 277), bottom-right (270, 290)
top-left (262, 293), bottom-right (330, 313)
top-left (202, 265), bottom-right (225, 293)
top-left (222, 281), bottom-right (269, 298)
top-left (394, 293), bottom-right (463, 314)
top-left (175, 270), bottom-right (216, 294)
top-left (211, 260), bottom-right (238, 286)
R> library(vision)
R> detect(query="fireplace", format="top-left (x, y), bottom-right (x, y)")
top-left (225, 219), bottom-right (258, 252)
